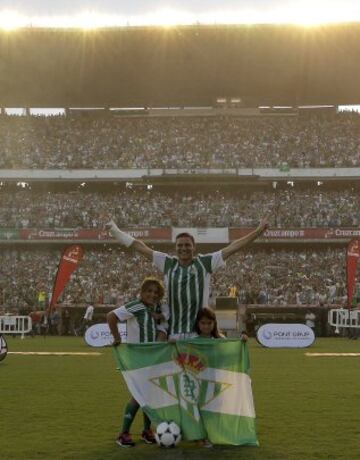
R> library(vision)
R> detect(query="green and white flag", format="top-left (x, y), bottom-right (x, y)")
top-left (113, 338), bottom-right (258, 446)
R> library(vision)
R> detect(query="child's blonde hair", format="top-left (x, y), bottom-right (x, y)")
top-left (141, 277), bottom-right (165, 300)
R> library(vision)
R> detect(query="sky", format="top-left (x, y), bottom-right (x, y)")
top-left (1, 1), bottom-right (360, 27)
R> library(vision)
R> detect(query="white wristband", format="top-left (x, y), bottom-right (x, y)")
top-left (107, 220), bottom-right (135, 247)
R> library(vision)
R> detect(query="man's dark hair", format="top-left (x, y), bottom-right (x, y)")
top-left (175, 232), bottom-right (195, 245)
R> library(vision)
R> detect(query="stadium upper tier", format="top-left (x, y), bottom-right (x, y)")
top-left (1, 113), bottom-right (360, 169)
top-left (1, 25), bottom-right (360, 106)
top-left (1, 189), bottom-right (359, 228)
top-left (0, 247), bottom-right (349, 309)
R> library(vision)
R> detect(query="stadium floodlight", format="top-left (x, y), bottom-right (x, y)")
top-left (0, 10), bottom-right (26, 31)
top-left (134, 9), bottom-right (195, 27)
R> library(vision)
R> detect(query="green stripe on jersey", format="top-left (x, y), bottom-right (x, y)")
top-left (198, 254), bottom-right (213, 273)
top-left (124, 300), bottom-right (158, 343)
top-left (164, 256), bottom-right (212, 335)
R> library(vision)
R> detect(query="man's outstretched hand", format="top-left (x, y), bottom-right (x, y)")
top-left (256, 216), bottom-right (269, 236)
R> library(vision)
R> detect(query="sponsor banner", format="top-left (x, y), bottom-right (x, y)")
top-left (125, 228), bottom-right (171, 241)
top-left (257, 323), bottom-right (315, 348)
top-left (172, 227), bottom-right (229, 243)
top-left (1, 227), bottom-right (360, 242)
top-left (85, 323), bottom-right (127, 347)
top-left (18, 228), bottom-right (171, 241)
top-left (230, 228), bottom-right (360, 241)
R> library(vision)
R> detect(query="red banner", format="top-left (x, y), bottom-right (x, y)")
top-left (49, 245), bottom-right (84, 309)
top-left (347, 239), bottom-right (360, 308)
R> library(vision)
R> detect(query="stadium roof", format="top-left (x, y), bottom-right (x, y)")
top-left (1, 24), bottom-right (360, 107)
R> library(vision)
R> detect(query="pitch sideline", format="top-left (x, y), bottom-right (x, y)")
top-left (306, 352), bottom-right (360, 357)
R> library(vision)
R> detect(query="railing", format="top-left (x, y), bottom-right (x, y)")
top-left (328, 309), bottom-right (360, 334)
top-left (0, 316), bottom-right (32, 339)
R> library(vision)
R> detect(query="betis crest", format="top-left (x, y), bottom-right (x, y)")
top-left (114, 339), bottom-right (258, 445)
top-left (150, 345), bottom-right (231, 422)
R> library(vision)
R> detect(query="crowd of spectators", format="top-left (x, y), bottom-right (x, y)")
top-left (0, 247), bottom-right (352, 310)
top-left (1, 113), bottom-right (360, 169)
top-left (1, 188), bottom-right (360, 228)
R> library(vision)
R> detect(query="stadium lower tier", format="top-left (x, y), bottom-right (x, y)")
top-left (0, 246), bottom-right (352, 311)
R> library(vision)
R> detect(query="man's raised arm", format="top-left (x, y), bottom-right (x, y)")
top-left (106, 219), bottom-right (154, 260)
top-left (221, 217), bottom-right (269, 261)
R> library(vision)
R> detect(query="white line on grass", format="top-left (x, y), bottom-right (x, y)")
top-left (306, 353), bottom-right (360, 357)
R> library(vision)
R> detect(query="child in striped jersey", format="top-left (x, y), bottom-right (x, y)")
top-left (107, 277), bottom-right (169, 447)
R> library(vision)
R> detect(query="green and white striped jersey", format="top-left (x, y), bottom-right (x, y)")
top-left (153, 250), bottom-right (225, 336)
top-left (113, 300), bottom-right (169, 343)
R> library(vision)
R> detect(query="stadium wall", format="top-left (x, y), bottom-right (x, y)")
top-left (1, 168), bottom-right (360, 182)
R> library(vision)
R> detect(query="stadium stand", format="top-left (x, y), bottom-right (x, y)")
top-left (1, 25), bottom-right (360, 336)
top-left (1, 113), bottom-right (360, 169)
top-left (0, 187), bottom-right (360, 228)
top-left (0, 247), bottom-right (351, 311)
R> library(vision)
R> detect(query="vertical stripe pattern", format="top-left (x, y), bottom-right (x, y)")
top-left (164, 255), bottom-right (214, 335)
top-left (124, 300), bottom-right (158, 343)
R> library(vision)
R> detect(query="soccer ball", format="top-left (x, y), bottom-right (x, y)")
top-left (0, 335), bottom-right (8, 362)
top-left (155, 421), bottom-right (181, 448)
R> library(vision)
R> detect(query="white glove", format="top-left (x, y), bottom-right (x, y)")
top-left (106, 220), bottom-right (135, 248)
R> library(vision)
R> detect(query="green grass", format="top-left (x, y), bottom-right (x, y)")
top-left (1, 336), bottom-right (360, 460)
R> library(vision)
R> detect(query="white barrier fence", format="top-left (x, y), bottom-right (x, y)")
top-left (0, 316), bottom-right (32, 338)
top-left (328, 309), bottom-right (360, 334)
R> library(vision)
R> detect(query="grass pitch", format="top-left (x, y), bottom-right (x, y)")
top-left (1, 336), bottom-right (360, 460)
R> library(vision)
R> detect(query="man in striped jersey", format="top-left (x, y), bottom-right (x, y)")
top-left (107, 277), bottom-right (169, 446)
top-left (106, 218), bottom-right (268, 340)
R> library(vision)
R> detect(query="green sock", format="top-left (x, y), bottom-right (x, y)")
top-left (121, 400), bottom-right (139, 433)
top-left (143, 411), bottom-right (151, 431)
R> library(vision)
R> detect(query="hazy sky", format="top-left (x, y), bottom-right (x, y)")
top-left (1, 1), bottom-right (359, 26)
top-left (1, 1), bottom-right (294, 16)
top-left (0, 0), bottom-right (357, 17)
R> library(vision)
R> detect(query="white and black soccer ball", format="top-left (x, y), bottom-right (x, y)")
top-left (155, 421), bottom-right (181, 448)
top-left (0, 335), bottom-right (8, 362)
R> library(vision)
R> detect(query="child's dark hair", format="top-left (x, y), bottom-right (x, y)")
top-left (194, 307), bottom-right (222, 338)
top-left (141, 277), bottom-right (165, 300)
